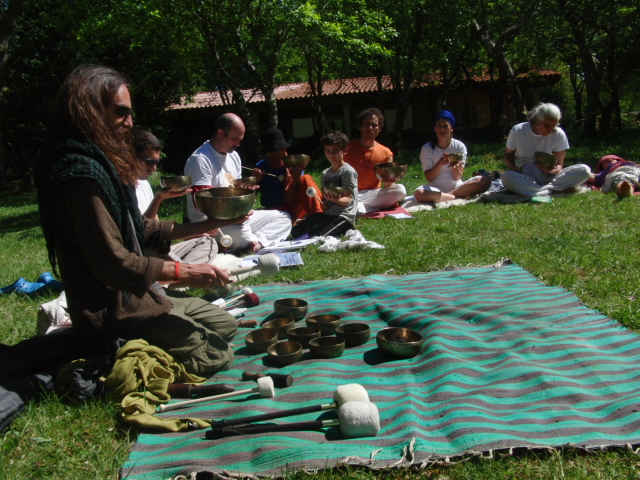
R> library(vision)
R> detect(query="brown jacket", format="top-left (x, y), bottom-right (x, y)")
top-left (52, 178), bottom-right (175, 353)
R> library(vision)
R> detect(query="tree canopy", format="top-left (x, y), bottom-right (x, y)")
top-left (0, 0), bottom-right (638, 183)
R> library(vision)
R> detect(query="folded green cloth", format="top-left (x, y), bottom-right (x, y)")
top-left (102, 339), bottom-right (211, 432)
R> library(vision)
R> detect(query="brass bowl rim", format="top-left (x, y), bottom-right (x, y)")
top-left (309, 336), bottom-right (345, 347)
top-left (267, 341), bottom-right (303, 356)
top-left (376, 327), bottom-right (424, 345)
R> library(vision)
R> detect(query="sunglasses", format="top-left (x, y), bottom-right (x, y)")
top-left (139, 157), bottom-right (160, 167)
top-left (111, 103), bottom-right (133, 118)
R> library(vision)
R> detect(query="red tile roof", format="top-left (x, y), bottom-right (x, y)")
top-left (170, 70), bottom-right (560, 111)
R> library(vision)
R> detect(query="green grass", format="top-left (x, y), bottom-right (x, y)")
top-left (1, 130), bottom-right (639, 479)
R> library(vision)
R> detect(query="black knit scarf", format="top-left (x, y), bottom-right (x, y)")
top-left (37, 134), bottom-right (145, 275)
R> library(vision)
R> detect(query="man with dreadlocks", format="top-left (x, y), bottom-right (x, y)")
top-left (36, 64), bottom-right (248, 375)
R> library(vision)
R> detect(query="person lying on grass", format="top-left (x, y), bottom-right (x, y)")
top-left (291, 131), bottom-right (358, 238)
top-left (587, 155), bottom-right (639, 198)
top-left (413, 110), bottom-right (492, 203)
top-left (36, 64), bottom-right (248, 376)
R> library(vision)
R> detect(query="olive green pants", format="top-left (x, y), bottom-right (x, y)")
top-left (141, 291), bottom-right (237, 377)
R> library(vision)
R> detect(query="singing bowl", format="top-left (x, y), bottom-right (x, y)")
top-left (267, 341), bottom-right (303, 367)
top-left (262, 317), bottom-right (296, 339)
top-left (274, 298), bottom-right (308, 320)
top-left (194, 187), bottom-right (255, 220)
top-left (534, 151), bottom-right (556, 168)
top-left (287, 327), bottom-right (321, 348)
top-left (283, 154), bottom-right (311, 168)
top-left (309, 336), bottom-right (345, 358)
top-left (232, 176), bottom-right (257, 187)
top-left (376, 327), bottom-right (424, 359)
top-left (160, 176), bottom-right (192, 191)
top-left (306, 314), bottom-right (342, 335)
top-left (323, 186), bottom-right (343, 197)
top-left (244, 329), bottom-right (278, 354)
top-left (373, 162), bottom-right (408, 182)
top-left (336, 323), bottom-right (371, 347)
top-left (446, 153), bottom-right (464, 164)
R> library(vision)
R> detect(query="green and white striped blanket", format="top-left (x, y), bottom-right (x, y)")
top-left (123, 262), bottom-right (640, 479)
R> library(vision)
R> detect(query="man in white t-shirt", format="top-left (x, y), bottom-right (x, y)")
top-left (184, 113), bottom-right (292, 253)
top-left (502, 103), bottom-right (591, 196)
top-left (132, 128), bottom-right (219, 264)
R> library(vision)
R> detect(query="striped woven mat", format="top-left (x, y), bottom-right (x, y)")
top-left (122, 262), bottom-right (640, 479)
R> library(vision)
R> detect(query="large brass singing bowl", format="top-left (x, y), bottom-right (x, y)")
top-left (306, 314), bottom-right (342, 335)
top-left (534, 151), bottom-right (556, 169)
top-left (194, 187), bottom-right (255, 220)
top-left (376, 327), bottom-right (424, 359)
top-left (160, 176), bottom-right (192, 191)
top-left (283, 154), bottom-right (311, 168)
top-left (373, 162), bottom-right (408, 182)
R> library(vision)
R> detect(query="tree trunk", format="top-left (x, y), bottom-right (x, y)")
top-left (232, 87), bottom-right (261, 163)
top-left (0, 0), bottom-right (27, 188)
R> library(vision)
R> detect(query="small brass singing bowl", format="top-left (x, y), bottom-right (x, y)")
top-left (306, 314), bottom-right (342, 335)
top-left (267, 341), bottom-right (303, 367)
top-left (194, 187), bottom-right (255, 220)
top-left (274, 298), bottom-right (308, 320)
top-left (309, 336), bottom-right (345, 358)
top-left (283, 154), bottom-right (311, 168)
top-left (534, 151), bottom-right (556, 169)
top-left (160, 176), bottom-right (192, 192)
top-left (287, 327), bottom-right (321, 348)
top-left (373, 162), bottom-right (408, 182)
top-left (244, 329), bottom-right (278, 354)
top-left (323, 186), bottom-right (343, 197)
top-left (335, 323), bottom-right (371, 347)
top-left (233, 176), bottom-right (257, 187)
top-left (446, 153), bottom-right (463, 164)
top-left (376, 327), bottom-right (425, 359)
top-left (262, 317), bottom-right (296, 339)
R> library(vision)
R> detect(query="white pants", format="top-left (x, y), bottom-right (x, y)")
top-left (502, 164), bottom-right (591, 197)
top-left (167, 237), bottom-right (218, 264)
top-left (220, 209), bottom-right (292, 251)
top-left (357, 184), bottom-right (407, 213)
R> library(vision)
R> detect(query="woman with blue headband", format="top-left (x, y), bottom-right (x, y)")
top-left (414, 110), bottom-right (491, 203)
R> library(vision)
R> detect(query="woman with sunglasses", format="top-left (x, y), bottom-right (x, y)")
top-left (414, 110), bottom-right (492, 203)
top-left (36, 64), bottom-right (249, 376)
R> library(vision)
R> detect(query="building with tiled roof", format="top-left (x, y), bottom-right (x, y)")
top-left (165, 70), bottom-right (561, 165)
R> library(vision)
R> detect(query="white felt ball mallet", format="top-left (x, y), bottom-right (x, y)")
top-left (213, 229), bottom-right (233, 248)
top-left (228, 253), bottom-right (280, 277)
top-left (306, 187), bottom-right (318, 198)
top-left (157, 376), bottom-right (275, 413)
top-left (208, 401), bottom-right (380, 439)
top-left (210, 383), bottom-right (369, 430)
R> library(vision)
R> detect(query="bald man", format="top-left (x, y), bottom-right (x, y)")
top-left (184, 113), bottom-right (292, 252)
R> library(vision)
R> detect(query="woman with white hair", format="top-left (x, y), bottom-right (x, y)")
top-left (502, 103), bottom-right (591, 196)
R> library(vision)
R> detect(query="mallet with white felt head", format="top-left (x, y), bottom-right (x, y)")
top-left (208, 401), bottom-right (380, 439)
top-left (157, 376), bottom-right (275, 413)
top-left (210, 383), bottom-right (368, 430)
top-left (228, 253), bottom-right (280, 277)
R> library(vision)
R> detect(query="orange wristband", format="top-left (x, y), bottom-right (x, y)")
top-left (174, 261), bottom-right (180, 281)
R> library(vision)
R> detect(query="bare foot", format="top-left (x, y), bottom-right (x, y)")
top-left (616, 180), bottom-right (633, 198)
top-left (248, 241), bottom-right (263, 253)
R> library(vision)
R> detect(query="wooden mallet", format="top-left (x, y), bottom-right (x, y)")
top-left (210, 383), bottom-right (368, 431)
top-left (157, 376), bottom-right (275, 413)
top-left (207, 401), bottom-right (380, 439)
